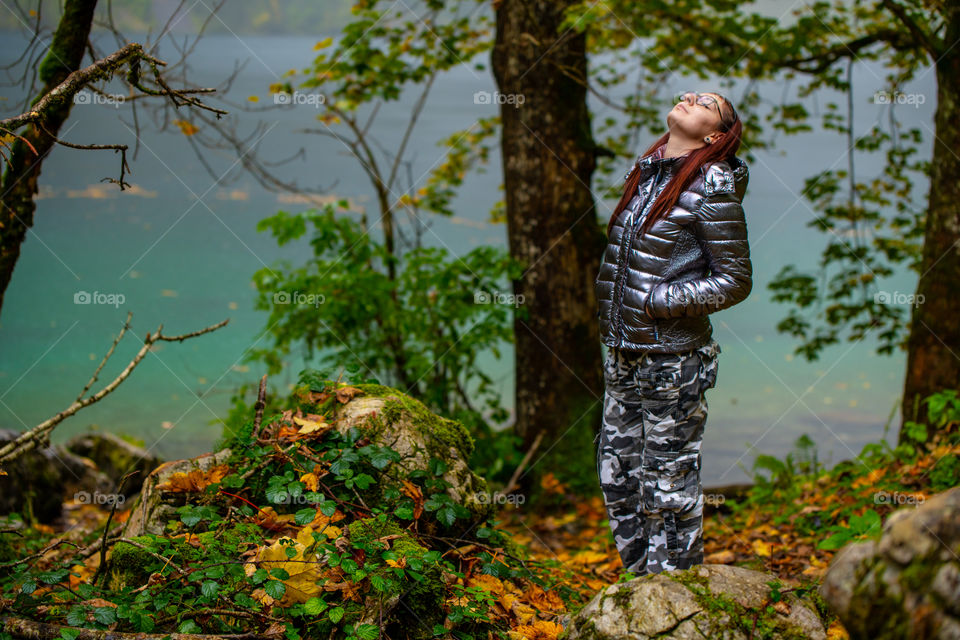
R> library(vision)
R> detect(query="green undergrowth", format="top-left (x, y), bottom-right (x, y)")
top-left (721, 389), bottom-right (960, 553)
top-left (0, 375), bottom-right (575, 640)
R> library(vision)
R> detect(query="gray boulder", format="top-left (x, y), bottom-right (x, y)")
top-left (820, 486), bottom-right (960, 639)
top-left (65, 430), bottom-right (162, 497)
top-left (0, 429), bottom-right (112, 523)
top-left (562, 563), bottom-right (826, 639)
top-left (123, 448), bottom-right (232, 536)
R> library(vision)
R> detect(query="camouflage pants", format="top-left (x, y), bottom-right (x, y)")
top-left (596, 337), bottom-right (721, 576)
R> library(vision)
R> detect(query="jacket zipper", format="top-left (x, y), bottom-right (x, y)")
top-left (613, 164), bottom-right (665, 347)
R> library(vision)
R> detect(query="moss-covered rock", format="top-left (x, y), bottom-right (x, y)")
top-left (331, 384), bottom-right (495, 536)
top-left (561, 564), bottom-right (826, 640)
top-left (346, 514), bottom-right (446, 639)
top-left (122, 448), bottom-right (232, 537)
top-left (820, 486), bottom-right (960, 639)
top-left (107, 535), bottom-right (162, 591)
top-left (66, 431), bottom-right (162, 497)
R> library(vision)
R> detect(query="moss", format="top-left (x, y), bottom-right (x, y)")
top-left (660, 568), bottom-right (813, 640)
top-left (349, 515), bottom-right (445, 639)
top-left (107, 535), bottom-right (161, 590)
top-left (361, 385), bottom-right (475, 461)
top-left (0, 532), bottom-right (16, 563)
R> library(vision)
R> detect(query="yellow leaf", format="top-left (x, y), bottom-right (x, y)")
top-left (314, 37), bottom-right (333, 50)
top-left (248, 527), bottom-right (325, 605)
top-left (294, 416), bottom-right (329, 435)
top-left (570, 550), bottom-right (607, 565)
top-left (300, 472), bottom-right (319, 492)
top-left (173, 120), bottom-right (199, 136)
top-left (248, 95), bottom-right (260, 103)
top-left (752, 539), bottom-right (773, 557)
top-left (318, 525), bottom-right (342, 539)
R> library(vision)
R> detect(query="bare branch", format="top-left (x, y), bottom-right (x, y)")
top-left (0, 316), bottom-right (229, 464)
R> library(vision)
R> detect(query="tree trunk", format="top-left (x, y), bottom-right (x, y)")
top-left (0, 0), bottom-right (98, 318)
top-left (900, 24), bottom-right (960, 443)
top-left (491, 0), bottom-right (606, 497)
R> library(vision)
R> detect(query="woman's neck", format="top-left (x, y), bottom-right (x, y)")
top-left (662, 136), bottom-right (701, 159)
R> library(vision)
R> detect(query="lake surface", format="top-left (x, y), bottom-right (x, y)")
top-left (0, 30), bottom-right (935, 487)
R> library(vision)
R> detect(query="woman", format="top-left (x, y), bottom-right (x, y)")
top-left (594, 90), bottom-right (752, 576)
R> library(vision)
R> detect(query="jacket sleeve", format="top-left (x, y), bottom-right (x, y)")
top-left (644, 188), bottom-right (752, 319)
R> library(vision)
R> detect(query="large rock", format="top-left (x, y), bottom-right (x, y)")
top-left (65, 431), bottom-right (162, 498)
top-left (561, 564), bottom-right (826, 640)
top-left (820, 486), bottom-right (960, 639)
top-left (330, 384), bottom-right (495, 532)
top-left (0, 429), bottom-right (112, 523)
top-left (123, 448), bottom-right (232, 536)
top-left (123, 384), bottom-right (495, 537)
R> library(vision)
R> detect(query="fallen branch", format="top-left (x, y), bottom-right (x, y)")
top-left (0, 313), bottom-right (229, 464)
top-left (1, 617), bottom-right (279, 640)
top-left (502, 430), bottom-right (544, 495)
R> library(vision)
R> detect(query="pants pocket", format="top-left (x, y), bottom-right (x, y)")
top-left (641, 453), bottom-right (699, 514)
top-left (633, 353), bottom-right (682, 408)
top-left (696, 341), bottom-right (721, 391)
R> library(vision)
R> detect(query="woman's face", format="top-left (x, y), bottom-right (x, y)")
top-left (666, 92), bottom-right (727, 142)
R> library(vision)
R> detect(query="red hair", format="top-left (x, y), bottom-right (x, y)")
top-left (607, 116), bottom-right (743, 238)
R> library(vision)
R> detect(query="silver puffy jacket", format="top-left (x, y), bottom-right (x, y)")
top-left (595, 146), bottom-right (752, 353)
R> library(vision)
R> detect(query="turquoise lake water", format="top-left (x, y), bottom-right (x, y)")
top-left (0, 30), bottom-right (936, 487)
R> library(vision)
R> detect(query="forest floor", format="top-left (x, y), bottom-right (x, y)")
top-left (5, 422), bottom-right (958, 640)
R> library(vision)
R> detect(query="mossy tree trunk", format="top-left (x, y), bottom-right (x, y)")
top-left (491, 0), bottom-right (606, 497)
top-left (0, 0), bottom-right (98, 318)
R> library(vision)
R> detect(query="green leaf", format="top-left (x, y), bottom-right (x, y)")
top-left (295, 508), bottom-right (317, 525)
top-left (356, 624), bottom-right (379, 640)
top-left (59, 628), bottom-right (81, 640)
top-left (179, 620), bottom-right (202, 634)
top-left (201, 581), bottom-right (219, 597)
top-left (265, 579), bottom-right (287, 600)
top-left (93, 607), bottom-right (117, 626)
top-left (328, 606), bottom-right (344, 623)
top-left (304, 597), bottom-right (328, 615)
top-left (66, 607), bottom-right (87, 627)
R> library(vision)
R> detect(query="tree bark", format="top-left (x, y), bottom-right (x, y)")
top-left (900, 19), bottom-right (960, 443)
top-left (492, 0), bottom-right (606, 497)
top-left (0, 0), bottom-right (98, 318)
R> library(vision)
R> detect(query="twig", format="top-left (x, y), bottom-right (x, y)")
top-left (251, 375), bottom-right (268, 440)
top-left (503, 431), bottom-right (544, 495)
top-left (0, 538), bottom-right (78, 569)
top-left (0, 316), bottom-right (229, 464)
top-left (93, 470), bottom-right (140, 586)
